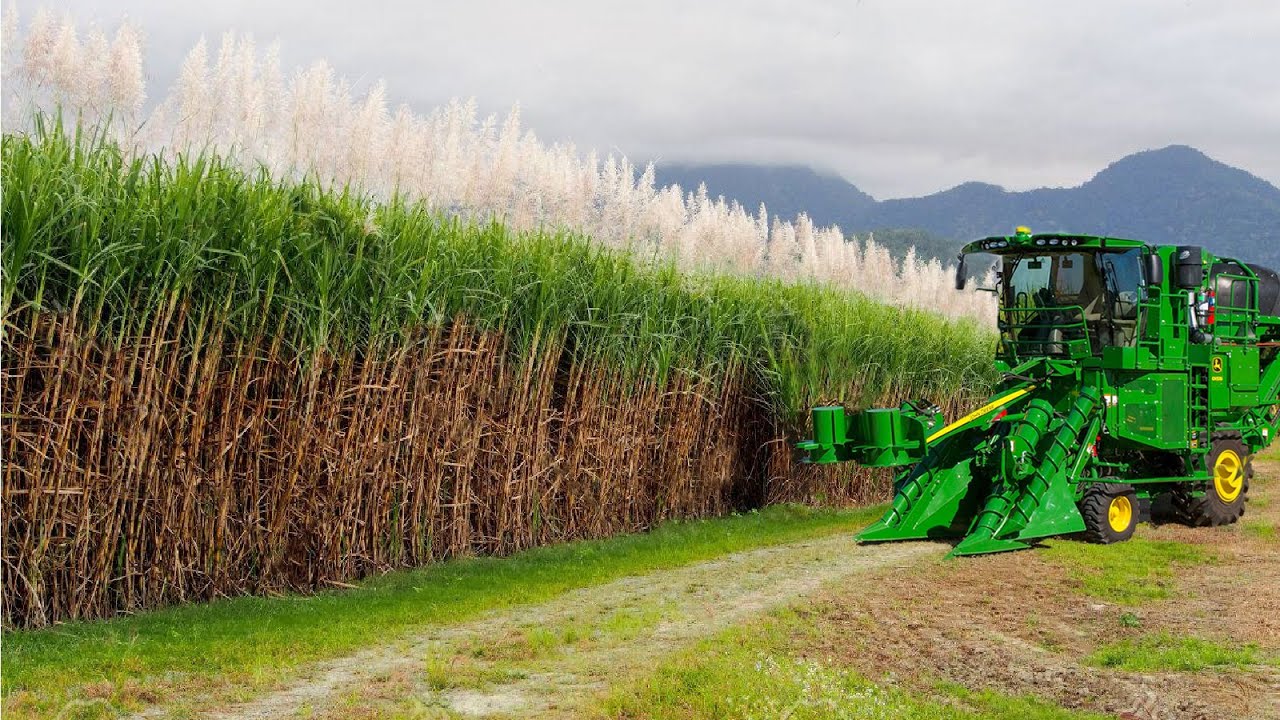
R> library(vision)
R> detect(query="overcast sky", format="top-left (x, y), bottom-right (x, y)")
top-left (31, 0), bottom-right (1280, 198)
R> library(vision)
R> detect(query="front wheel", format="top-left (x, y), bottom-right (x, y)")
top-left (1079, 482), bottom-right (1139, 544)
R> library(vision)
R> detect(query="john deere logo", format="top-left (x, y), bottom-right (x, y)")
top-left (1213, 357), bottom-right (1224, 373)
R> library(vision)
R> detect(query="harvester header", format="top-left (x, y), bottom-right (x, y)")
top-left (801, 228), bottom-right (1280, 556)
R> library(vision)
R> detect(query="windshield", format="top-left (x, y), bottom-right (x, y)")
top-left (999, 250), bottom-right (1144, 356)
top-left (1003, 252), bottom-right (1095, 309)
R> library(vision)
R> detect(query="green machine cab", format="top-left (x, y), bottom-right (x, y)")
top-left (800, 227), bottom-right (1280, 556)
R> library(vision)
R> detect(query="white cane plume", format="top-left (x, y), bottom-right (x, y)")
top-left (4, 10), bottom-right (997, 324)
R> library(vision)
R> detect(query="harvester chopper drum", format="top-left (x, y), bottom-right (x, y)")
top-left (800, 227), bottom-right (1280, 556)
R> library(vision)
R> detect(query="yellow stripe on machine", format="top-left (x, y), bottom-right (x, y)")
top-left (926, 386), bottom-right (1036, 444)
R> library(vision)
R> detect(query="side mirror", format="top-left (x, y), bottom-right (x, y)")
top-left (1144, 252), bottom-right (1164, 287)
top-left (955, 254), bottom-right (968, 290)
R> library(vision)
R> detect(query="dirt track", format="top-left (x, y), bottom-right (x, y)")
top-left (176, 535), bottom-right (946, 719)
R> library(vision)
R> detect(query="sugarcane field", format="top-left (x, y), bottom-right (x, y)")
top-left (3, 3), bottom-right (1279, 719)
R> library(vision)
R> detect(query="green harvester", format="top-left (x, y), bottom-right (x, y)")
top-left (800, 227), bottom-right (1280, 556)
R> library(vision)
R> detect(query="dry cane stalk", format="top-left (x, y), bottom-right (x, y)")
top-left (3, 305), bottom-right (954, 628)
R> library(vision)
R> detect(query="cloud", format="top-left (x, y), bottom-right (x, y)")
top-left (31, 0), bottom-right (1280, 197)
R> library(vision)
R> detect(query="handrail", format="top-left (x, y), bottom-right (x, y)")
top-left (1213, 271), bottom-right (1259, 344)
top-left (997, 305), bottom-right (1093, 361)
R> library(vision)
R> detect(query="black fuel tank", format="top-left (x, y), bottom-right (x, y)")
top-left (1211, 262), bottom-right (1280, 317)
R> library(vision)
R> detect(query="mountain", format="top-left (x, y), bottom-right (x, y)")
top-left (654, 146), bottom-right (1280, 267)
top-left (654, 164), bottom-right (875, 223)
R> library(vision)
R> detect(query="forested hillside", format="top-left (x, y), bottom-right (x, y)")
top-left (658, 146), bottom-right (1280, 266)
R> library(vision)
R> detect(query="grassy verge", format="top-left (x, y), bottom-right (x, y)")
top-left (1, 504), bottom-right (882, 716)
top-left (1040, 537), bottom-right (1213, 604)
top-left (596, 609), bottom-right (1109, 720)
top-left (1088, 633), bottom-right (1277, 672)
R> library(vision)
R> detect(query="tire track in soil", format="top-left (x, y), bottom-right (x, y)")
top-left (181, 535), bottom-right (946, 719)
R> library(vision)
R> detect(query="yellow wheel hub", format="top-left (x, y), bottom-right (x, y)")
top-left (1107, 495), bottom-right (1133, 533)
top-left (1213, 450), bottom-right (1244, 503)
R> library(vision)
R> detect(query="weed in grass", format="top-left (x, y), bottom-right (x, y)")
top-left (423, 658), bottom-right (459, 691)
top-left (465, 635), bottom-right (527, 662)
top-left (566, 625), bottom-right (590, 646)
top-left (526, 627), bottom-right (564, 657)
top-left (1118, 612), bottom-right (1142, 628)
top-left (1087, 633), bottom-right (1276, 672)
top-left (422, 654), bottom-right (527, 694)
top-left (1243, 521), bottom-right (1277, 542)
top-left (1042, 538), bottom-right (1211, 604)
top-left (1041, 638), bottom-right (1066, 652)
top-left (467, 625), bottom-right (576, 661)
top-left (595, 602), bottom-right (668, 642)
top-left (937, 685), bottom-right (1113, 720)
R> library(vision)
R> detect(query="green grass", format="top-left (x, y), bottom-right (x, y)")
top-left (595, 602), bottom-right (669, 641)
top-left (1242, 521), bottom-right (1277, 542)
top-left (936, 685), bottom-right (1113, 720)
top-left (597, 609), bottom-right (1108, 720)
top-left (1042, 537), bottom-right (1213, 604)
top-left (1088, 633), bottom-right (1277, 672)
top-left (0, 504), bottom-right (882, 715)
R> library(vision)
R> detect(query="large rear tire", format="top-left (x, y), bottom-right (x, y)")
top-left (1176, 432), bottom-right (1249, 526)
top-left (1079, 483), bottom-right (1138, 544)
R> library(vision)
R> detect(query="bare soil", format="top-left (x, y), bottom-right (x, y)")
top-left (799, 459), bottom-right (1280, 720)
